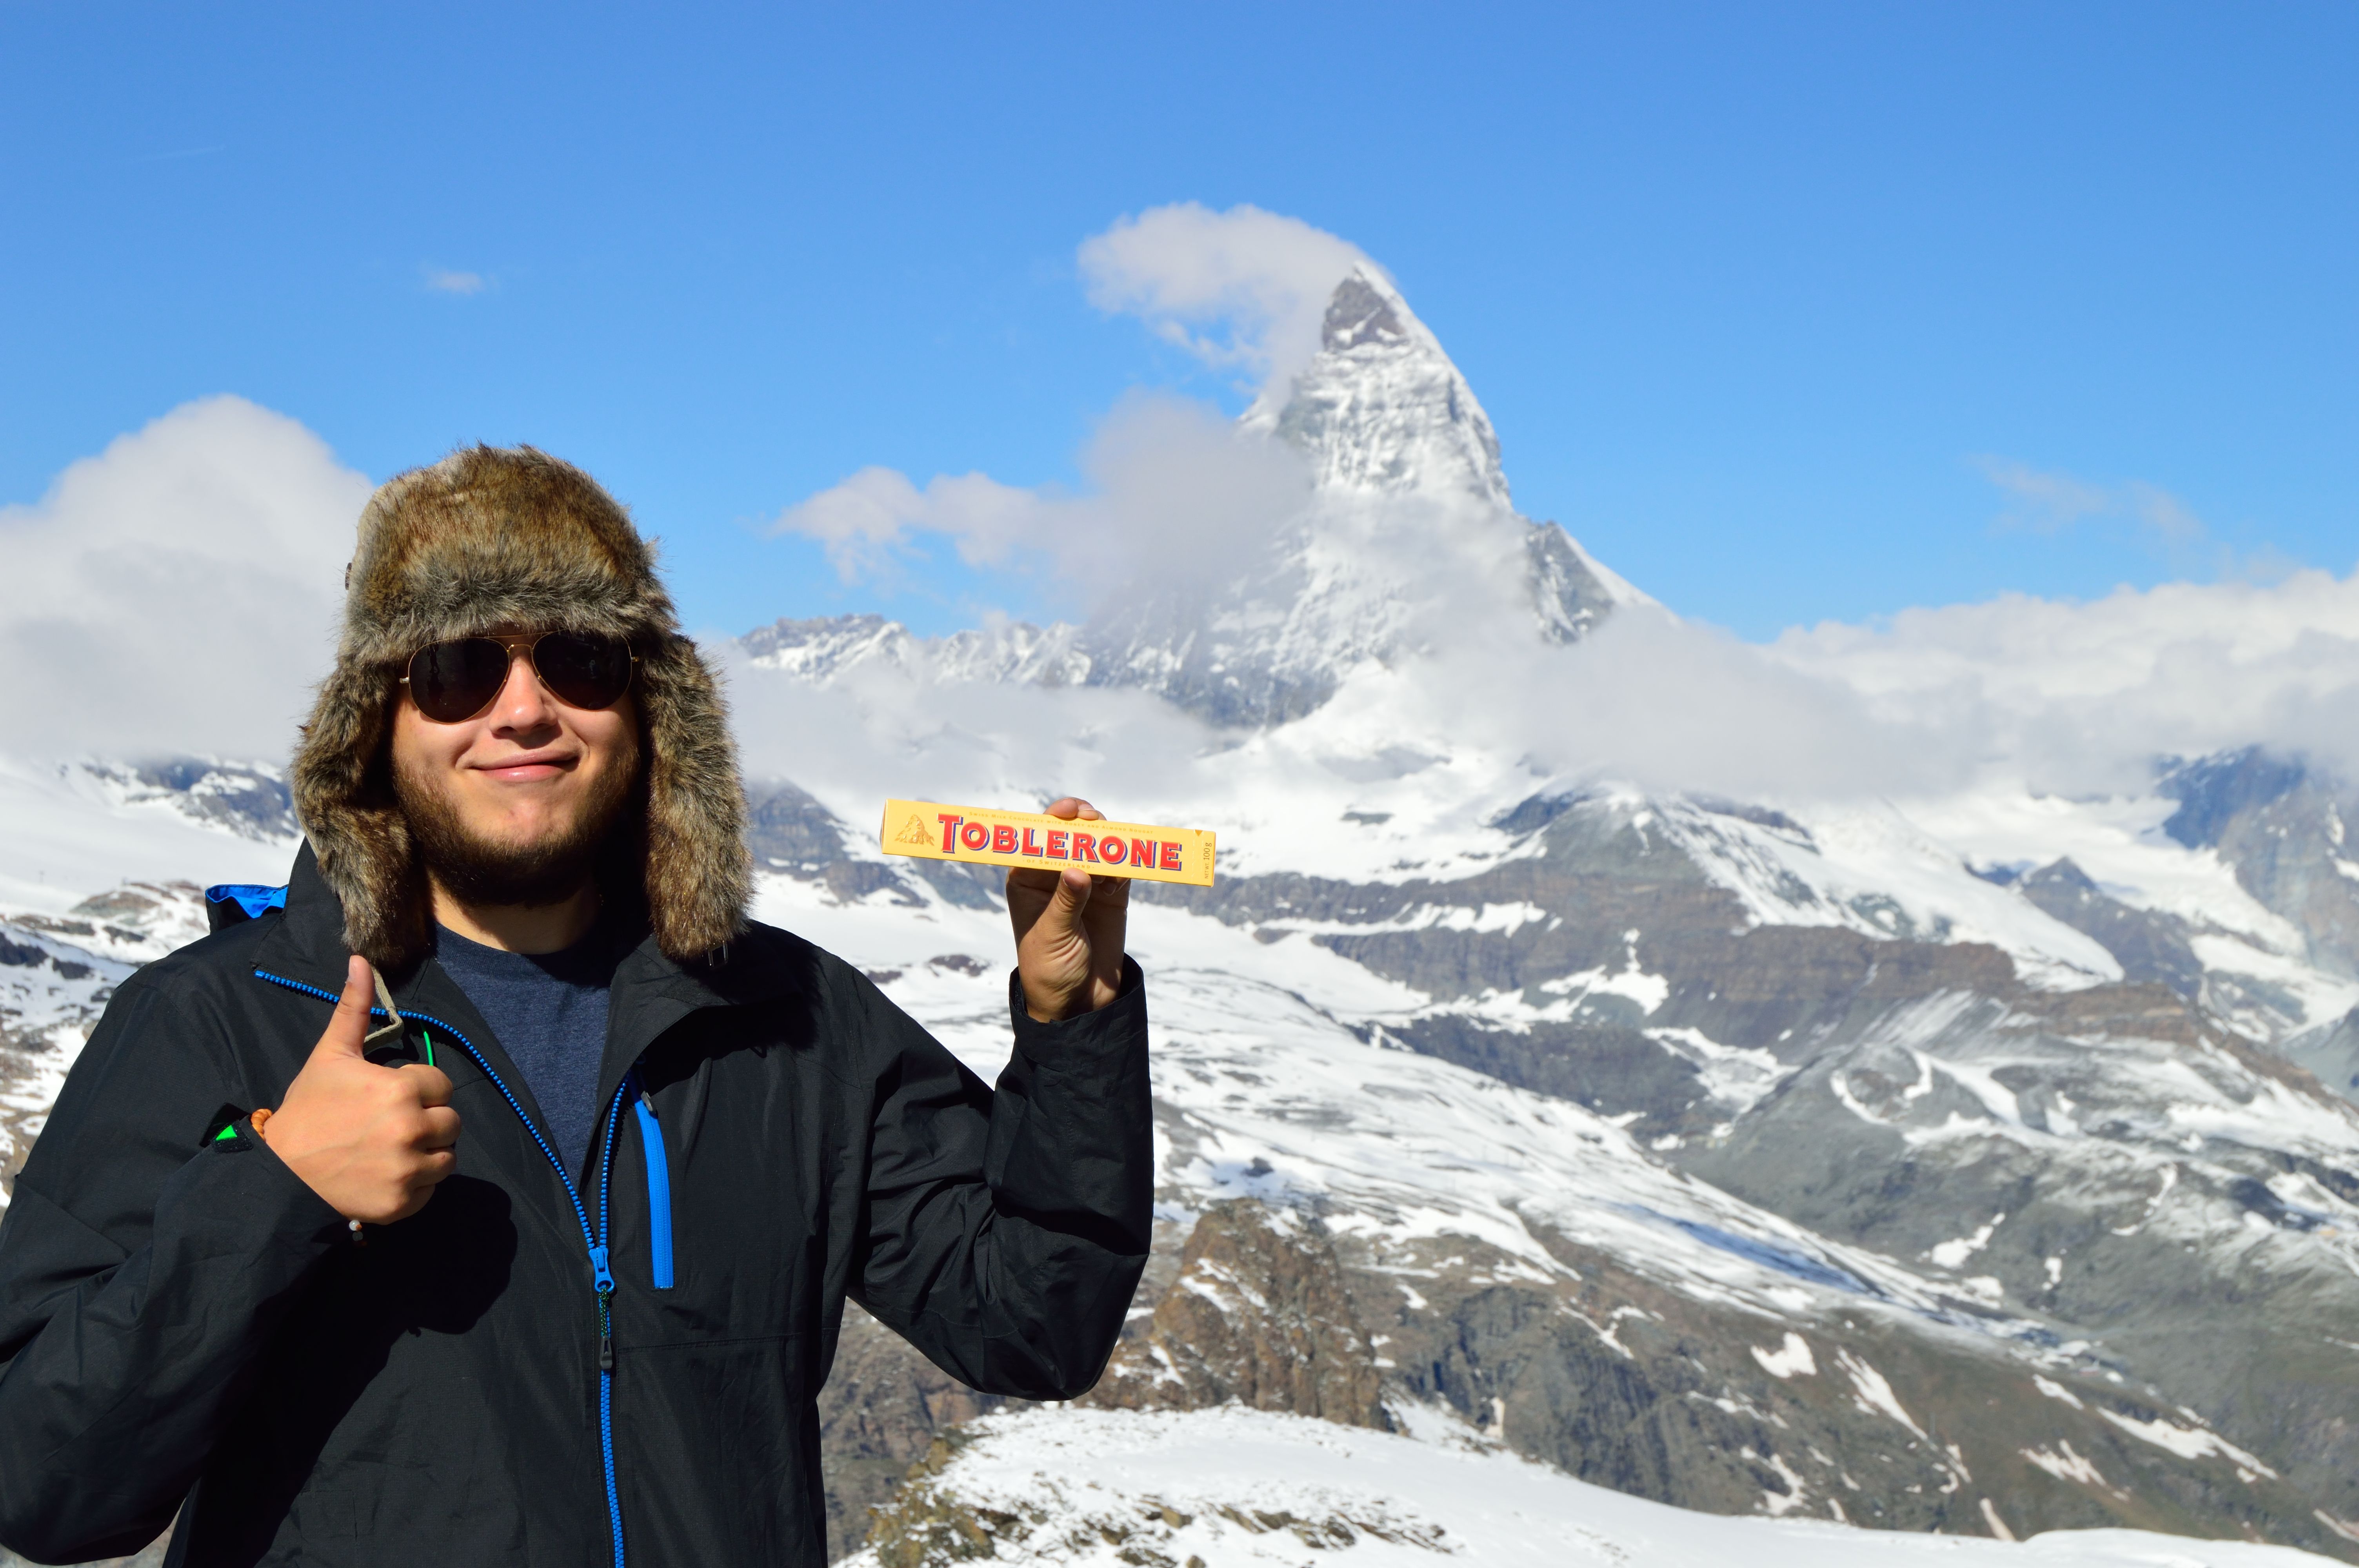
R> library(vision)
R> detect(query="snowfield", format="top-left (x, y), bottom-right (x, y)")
top-left (843, 1404), bottom-right (2335, 1567)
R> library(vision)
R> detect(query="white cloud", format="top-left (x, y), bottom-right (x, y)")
top-left (772, 392), bottom-right (1311, 604)
top-left (1979, 458), bottom-right (2207, 551)
top-left (424, 268), bottom-right (488, 295)
top-left (1078, 203), bottom-right (1372, 397)
top-left (772, 203), bottom-right (1374, 613)
top-left (0, 397), bottom-right (368, 760)
top-left (1768, 569), bottom-right (2359, 791)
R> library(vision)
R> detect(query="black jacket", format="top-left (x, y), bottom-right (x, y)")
top-left (0, 848), bottom-right (1152, 1565)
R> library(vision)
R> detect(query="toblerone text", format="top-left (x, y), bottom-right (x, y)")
top-left (878, 799), bottom-right (1216, 887)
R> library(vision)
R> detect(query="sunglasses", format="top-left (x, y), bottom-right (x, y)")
top-left (400, 632), bottom-right (638, 724)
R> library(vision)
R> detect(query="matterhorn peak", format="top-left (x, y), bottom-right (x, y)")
top-left (1242, 265), bottom-right (1513, 510)
top-left (750, 263), bottom-right (1636, 729)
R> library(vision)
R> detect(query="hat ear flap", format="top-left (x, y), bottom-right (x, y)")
top-left (293, 663), bottom-right (435, 974)
top-left (635, 637), bottom-right (749, 961)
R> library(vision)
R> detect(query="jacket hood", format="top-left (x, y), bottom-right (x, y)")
top-left (291, 444), bottom-right (750, 973)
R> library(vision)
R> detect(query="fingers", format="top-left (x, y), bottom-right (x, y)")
top-left (398, 1063), bottom-right (456, 1108)
top-left (416, 1105), bottom-right (462, 1152)
top-left (1043, 796), bottom-right (1105, 822)
top-left (1005, 864), bottom-right (1063, 895)
top-left (316, 955), bottom-right (375, 1060)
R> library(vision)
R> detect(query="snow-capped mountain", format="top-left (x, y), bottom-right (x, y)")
top-left (13, 269), bottom-right (2359, 1564)
top-left (746, 267), bottom-right (1641, 727)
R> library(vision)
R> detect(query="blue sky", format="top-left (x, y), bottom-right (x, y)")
top-left (4, 1), bottom-right (2354, 642)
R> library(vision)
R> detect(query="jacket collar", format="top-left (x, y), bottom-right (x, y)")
top-left (256, 840), bottom-right (801, 1093)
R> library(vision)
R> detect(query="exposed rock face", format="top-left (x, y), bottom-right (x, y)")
top-left (1239, 268), bottom-right (1511, 510)
top-left (2163, 748), bottom-right (2359, 979)
top-left (821, 1198), bottom-right (2347, 1559)
top-left (819, 1303), bottom-right (1016, 1563)
top-left (1368, 1221), bottom-right (2318, 1542)
top-left (1087, 1201), bottom-right (1387, 1429)
top-left (2014, 858), bottom-right (2205, 1002)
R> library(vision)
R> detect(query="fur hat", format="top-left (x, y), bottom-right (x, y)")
top-left (292, 445), bottom-right (749, 973)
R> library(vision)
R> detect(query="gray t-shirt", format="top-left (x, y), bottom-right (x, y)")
top-left (434, 917), bottom-right (628, 1181)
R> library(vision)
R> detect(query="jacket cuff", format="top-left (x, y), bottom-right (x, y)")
top-left (1007, 955), bottom-right (1146, 1060)
top-left (164, 1112), bottom-right (352, 1259)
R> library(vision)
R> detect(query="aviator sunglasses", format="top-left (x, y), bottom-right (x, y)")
top-left (400, 632), bottom-right (638, 724)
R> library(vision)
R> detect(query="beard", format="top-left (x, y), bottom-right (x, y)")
top-left (394, 743), bottom-right (643, 909)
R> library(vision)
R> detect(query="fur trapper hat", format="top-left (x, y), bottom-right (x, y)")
top-left (292, 445), bottom-right (750, 973)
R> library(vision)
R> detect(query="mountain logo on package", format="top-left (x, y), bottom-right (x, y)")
top-left (893, 814), bottom-right (935, 848)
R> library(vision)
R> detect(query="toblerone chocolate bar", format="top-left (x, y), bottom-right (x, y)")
top-left (879, 799), bottom-right (1216, 887)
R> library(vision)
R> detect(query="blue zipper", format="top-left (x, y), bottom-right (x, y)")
top-left (256, 969), bottom-right (631, 1568)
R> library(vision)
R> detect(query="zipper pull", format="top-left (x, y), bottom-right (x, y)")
top-left (591, 1246), bottom-right (616, 1370)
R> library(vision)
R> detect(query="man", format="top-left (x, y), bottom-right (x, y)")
top-left (0, 446), bottom-right (1152, 1565)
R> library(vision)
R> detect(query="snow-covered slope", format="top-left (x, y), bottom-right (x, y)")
top-left (850, 1405), bottom-right (2334, 1568)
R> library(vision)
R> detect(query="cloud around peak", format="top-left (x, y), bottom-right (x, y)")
top-left (1078, 202), bottom-right (1372, 398)
top-left (772, 203), bottom-right (1377, 613)
top-left (770, 391), bottom-right (1311, 606)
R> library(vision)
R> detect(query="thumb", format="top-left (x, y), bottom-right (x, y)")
top-left (1040, 867), bottom-right (1094, 937)
top-left (314, 955), bottom-right (376, 1060)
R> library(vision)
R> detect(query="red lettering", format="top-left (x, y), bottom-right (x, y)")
top-left (936, 815), bottom-right (963, 853)
top-left (1072, 831), bottom-right (1099, 862)
top-left (1098, 837), bottom-right (1127, 866)
top-left (991, 824), bottom-right (1017, 854)
top-left (1160, 840), bottom-right (1182, 871)
top-left (1130, 838), bottom-right (1155, 868)
top-left (1046, 830), bottom-right (1069, 858)
top-left (1021, 827), bottom-right (1043, 856)
top-left (962, 822), bottom-right (990, 851)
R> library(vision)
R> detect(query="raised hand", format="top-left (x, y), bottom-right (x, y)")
top-left (1007, 797), bottom-right (1131, 1022)
top-left (260, 955), bottom-right (461, 1223)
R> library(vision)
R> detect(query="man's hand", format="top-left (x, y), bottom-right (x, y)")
top-left (260, 955), bottom-right (461, 1223)
top-left (1009, 797), bottom-right (1130, 1022)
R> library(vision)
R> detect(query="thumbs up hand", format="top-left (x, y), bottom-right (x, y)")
top-left (260, 956), bottom-right (461, 1223)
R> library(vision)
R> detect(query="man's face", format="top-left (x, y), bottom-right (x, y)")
top-left (390, 626), bottom-right (643, 907)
